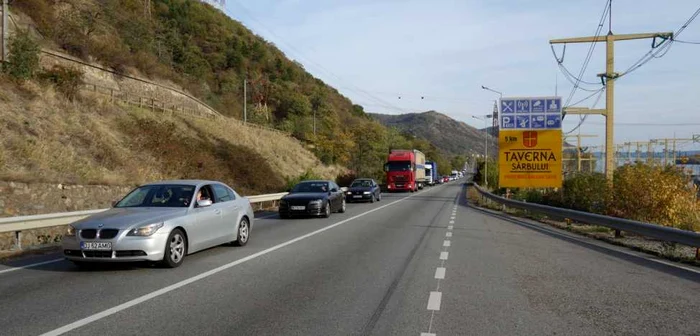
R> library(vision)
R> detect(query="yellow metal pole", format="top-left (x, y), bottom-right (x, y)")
top-left (604, 33), bottom-right (615, 182)
top-left (577, 135), bottom-right (582, 172)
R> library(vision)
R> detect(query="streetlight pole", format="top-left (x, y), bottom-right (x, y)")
top-left (473, 114), bottom-right (492, 187)
top-left (481, 86), bottom-right (503, 137)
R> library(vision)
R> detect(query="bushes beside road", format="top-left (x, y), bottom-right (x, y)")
top-left (509, 163), bottom-right (700, 232)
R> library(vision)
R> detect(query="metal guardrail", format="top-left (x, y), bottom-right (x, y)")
top-left (471, 183), bottom-right (700, 248)
top-left (0, 188), bottom-right (349, 234)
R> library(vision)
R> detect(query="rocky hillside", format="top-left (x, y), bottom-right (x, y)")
top-left (370, 111), bottom-right (497, 157)
top-left (9, 0), bottom-right (459, 183)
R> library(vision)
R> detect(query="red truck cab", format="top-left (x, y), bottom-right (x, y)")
top-left (384, 149), bottom-right (425, 192)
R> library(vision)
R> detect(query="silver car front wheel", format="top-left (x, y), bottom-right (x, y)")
top-left (234, 218), bottom-right (249, 246)
top-left (162, 229), bottom-right (187, 268)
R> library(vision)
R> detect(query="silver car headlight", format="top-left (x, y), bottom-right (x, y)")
top-left (346, 191), bottom-right (352, 195)
top-left (127, 223), bottom-right (164, 237)
top-left (308, 199), bottom-right (323, 206)
top-left (363, 191), bottom-right (371, 195)
top-left (66, 225), bottom-right (76, 237)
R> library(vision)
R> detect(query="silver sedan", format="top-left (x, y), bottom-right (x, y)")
top-left (61, 180), bottom-right (254, 268)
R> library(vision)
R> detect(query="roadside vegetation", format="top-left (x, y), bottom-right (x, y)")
top-left (0, 43), bottom-right (338, 195)
top-left (499, 164), bottom-right (700, 232)
top-left (10, 0), bottom-right (463, 186)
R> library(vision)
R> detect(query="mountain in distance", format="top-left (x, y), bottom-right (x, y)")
top-left (370, 111), bottom-right (496, 156)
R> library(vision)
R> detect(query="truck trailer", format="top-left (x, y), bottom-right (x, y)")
top-left (425, 161), bottom-right (438, 186)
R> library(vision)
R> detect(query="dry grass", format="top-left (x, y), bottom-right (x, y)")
top-left (0, 77), bottom-right (338, 195)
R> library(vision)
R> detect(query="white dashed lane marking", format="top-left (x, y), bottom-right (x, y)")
top-left (440, 252), bottom-right (448, 260)
top-left (443, 240), bottom-right (451, 247)
top-left (447, 225), bottom-right (453, 230)
top-left (446, 232), bottom-right (452, 238)
top-left (427, 291), bottom-right (442, 311)
top-left (434, 267), bottom-right (446, 279)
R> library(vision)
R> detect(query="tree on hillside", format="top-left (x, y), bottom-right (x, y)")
top-left (4, 30), bottom-right (40, 80)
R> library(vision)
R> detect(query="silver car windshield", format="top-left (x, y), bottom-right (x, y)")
top-left (115, 185), bottom-right (196, 208)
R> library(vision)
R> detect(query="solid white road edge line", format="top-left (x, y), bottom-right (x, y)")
top-left (0, 258), bottom-right (64, 275)
top-left (421, 333), bottom-right (436, 336)
top-left (427, 291), bottom-right (442, 311)
top-left (40, 188), bottom-right (438, 336)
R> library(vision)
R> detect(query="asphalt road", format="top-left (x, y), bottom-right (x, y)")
top-left (0, 182), bottom-right (699, 336)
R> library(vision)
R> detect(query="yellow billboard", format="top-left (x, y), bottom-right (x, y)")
top-left (498, 130), bottom-right (562, 188)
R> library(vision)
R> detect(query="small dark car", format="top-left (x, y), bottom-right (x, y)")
top-left (345, 178), bottom-right (382, 203)
top-left (279, 180), bottom-right (346, 219)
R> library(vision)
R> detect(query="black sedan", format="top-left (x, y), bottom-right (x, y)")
top-left (345, 178), bottom-right (382, 203)
top-left (279, 180), bottom-right (346, 219)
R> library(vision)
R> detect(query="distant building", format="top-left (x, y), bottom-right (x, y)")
top-left (200, 0), bottom-right (225, 11)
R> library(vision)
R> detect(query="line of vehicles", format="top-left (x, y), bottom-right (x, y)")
top-left (60, 148), bottom-right (466, 269)
top-left (384, 149), bottom-right (466, 192)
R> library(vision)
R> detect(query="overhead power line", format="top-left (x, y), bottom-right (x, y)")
top-left (619, 5), bottom-right (700, 78)
top-left (228, 1), bottom-right (416, 115)
top-left (563, 0), bottom-right (611, 107)
top-left (673, 39), bottom-right (700, 45)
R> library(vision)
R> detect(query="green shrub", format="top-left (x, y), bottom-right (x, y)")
top-left (561, 172), bottom-right (610, 214)
top-left (3, 30), bottom-right (41, 80)
top-left (39, 65), bottom-right (84, 101)
top-left (336, 172), bottom-right (357, 188)
top-left (611, 163), bottom-right (699, 230)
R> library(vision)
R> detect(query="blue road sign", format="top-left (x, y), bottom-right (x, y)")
top-left (501, 100), bottom-right (515, 114)
top-left (531, 99), bottom-right (545, 113)
top-left (515, 100), bottom-right (530, 113)
top-left (546, 114), bottom-right (561, 129)
top-left (516, 115), bottom-right (530, 129)
top-left (501, 96), bottom-right (562, 130)
top-left (531, 114), bottom-right (546, 128)
top-left (545, 98), bottom-right (562, 113)
top-left (501, 115), bottom-right (515, 129)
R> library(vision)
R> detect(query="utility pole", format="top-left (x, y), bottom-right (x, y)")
top-left (472, 114), bottom-right (492, 187)
top-left (552, 27), bottom-right (673, 183)
top-left (651, 136), bottom-right (699, 165)
top-left (647, 140), bottom-right (653, 165)
top-left (243, 79), bottom-right (247, 124)
top-left (563, 134), bottom-right (597, 172)
top-left (1, 0), bottom-right (7, 63)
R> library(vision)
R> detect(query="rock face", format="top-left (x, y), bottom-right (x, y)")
top-left (0, 181), bottom-right (134, 217)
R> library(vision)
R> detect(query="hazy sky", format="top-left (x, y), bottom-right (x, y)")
top-left (225, 0), bottom-right (700, 150)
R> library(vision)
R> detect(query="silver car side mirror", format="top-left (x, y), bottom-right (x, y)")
top-left (197, 199), bottom-right (213, 207)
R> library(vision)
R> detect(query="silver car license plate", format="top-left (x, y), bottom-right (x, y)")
top-left (353, 195), bottom-right (363, 198)
top-left (290, 206), bottom-right (306, 211)
top-left (80, 241), bottom-right (112, 250)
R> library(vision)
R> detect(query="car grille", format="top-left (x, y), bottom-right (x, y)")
top-left (83, 251), bottom-right (113, 258)
top-left (115, 250), bottom-right (147, 257)
top-left (392, 175), bottom-right (408, 182)
top-left (99, 229), bottom-right (119, 239)
top-left (80, 229), bottom-right (97, 239)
